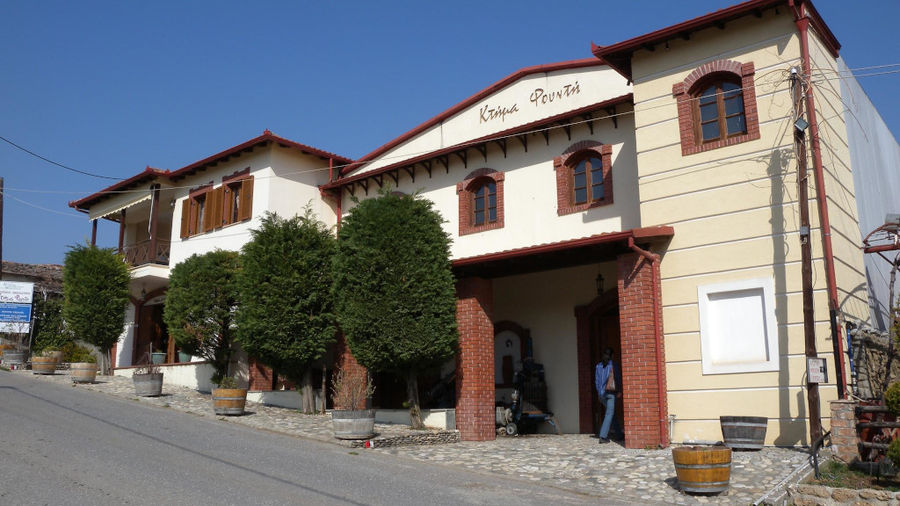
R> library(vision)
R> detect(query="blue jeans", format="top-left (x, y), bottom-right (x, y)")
top-left (598, 392), bottom-right (620, 439)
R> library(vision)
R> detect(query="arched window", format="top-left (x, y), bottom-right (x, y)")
top-left (472, 179), bottom-right (497, 226)
top-left (673, 59), bottom-right (760, 155)
top-left (694, 78), bottom-right (746, 143)
top-left (457, 168), bottom-right (505, 236)
top-left (554, 141), bottom-right (613, 216)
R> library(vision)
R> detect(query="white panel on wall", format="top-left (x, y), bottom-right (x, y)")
top-left (698, 277), bottom-right (779, 374)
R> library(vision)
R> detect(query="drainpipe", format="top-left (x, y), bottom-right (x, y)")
top-left (792, 1), bottom-right (847, 398)
top-left (628, 236), bottom-right (668, 447)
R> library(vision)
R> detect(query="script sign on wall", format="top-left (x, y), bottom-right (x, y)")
top-left (0, 281), bottom-right (34, 333)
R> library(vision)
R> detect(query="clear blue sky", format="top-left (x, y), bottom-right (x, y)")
top-left (2, 0), bottom-right (898, 265)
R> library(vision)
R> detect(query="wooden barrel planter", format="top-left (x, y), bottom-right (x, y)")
top-left (672, 446), bottom-right (732, 494)
top-left (70, 362), bottom-right (98, 383)
top-left (32, 356), bottom-right (57, 375)
top-left (133, 372), bottom-right (164, 397)
top-left (211, 388), bottom-right (247, 415)
top-left (332, 409), bottom-right (376, 440)
top-left (720, 416), bottom-right (767, 450)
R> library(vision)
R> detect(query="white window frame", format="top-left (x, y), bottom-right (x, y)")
top-left (697, 277), bottom-right (779, 375)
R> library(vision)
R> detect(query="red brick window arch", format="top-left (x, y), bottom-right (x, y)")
top-left (457, 168), bottom-right (504, 236)
top-left (673, 59), bottom-right (760, 156)
top-left (554, 140), bottom-right (613, 216)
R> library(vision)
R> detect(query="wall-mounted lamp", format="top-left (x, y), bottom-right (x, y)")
top-left (140, 287), bottom-right (147, 301)
top-left (596, 273), bottom-right (605, 295)
top-left (794, 117), bottom-right (809, 132)
top-left (169, 199), bottom-right (176, 209)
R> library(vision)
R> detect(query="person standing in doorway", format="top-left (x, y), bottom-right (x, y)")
top-left (594, 347), bottom-right (622, 443)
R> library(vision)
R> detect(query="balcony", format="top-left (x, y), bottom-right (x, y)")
top-left (124, 239), bottom-right (171, 267)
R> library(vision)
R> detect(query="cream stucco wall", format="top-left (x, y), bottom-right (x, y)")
top-left (357, 67), bottom-right (631, 174)
top-left (341, 102), bottom-right (641, 261)
top-left (628, 9), bottom-right (863, 445)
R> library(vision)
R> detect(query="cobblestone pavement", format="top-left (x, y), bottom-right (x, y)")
top-left (9, 369), bottom-right (815, 504)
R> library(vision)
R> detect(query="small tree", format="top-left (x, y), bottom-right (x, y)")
top-left (32, 296), bottom-right (73, 354)
top-left (333, 191), bottom-right (458, 428)
top-left (164, 250), bottom-right (240, 385)
top-left (62, 243), bottom-right (130, 374)
top-left (236, 211), bottom-right (337, 413)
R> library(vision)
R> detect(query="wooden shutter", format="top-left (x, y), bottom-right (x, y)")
top-left (211, 186), bottom-right (225, 229)
top-left (180, 199), bottom-right (191, 238)
top-left (238, 177), bottom-right (254, 221)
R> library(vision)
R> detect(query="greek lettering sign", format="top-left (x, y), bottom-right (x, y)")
top-left (0, 281), bottom-right (34, 333)
top-left (0, 281), bottom-right (34, 304)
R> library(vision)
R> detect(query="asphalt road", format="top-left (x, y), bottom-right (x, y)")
top-left (0, 371), bottom-right (611, 505)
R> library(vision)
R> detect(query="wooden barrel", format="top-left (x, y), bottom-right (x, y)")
top-left (332, 409), bottom-right (376, 439)
top-left (133, 373), bottom-right (163, 396)
top-left (672, 446), bottom-right (732, 494)
top-left (212, 388), bottom-right (247, 415)
top-left (32, 356), bottom-right (57, 375)
top-left (70, 362), bottom-right (97, 383)
top-left (720, 416), bottom-right (767, 450)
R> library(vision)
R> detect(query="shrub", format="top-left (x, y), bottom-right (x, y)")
top-left (164, 250), bottom-right (240, 385)
top-left (32, 297), bottom-right (72, 354)
top-left (62, 342), bottom-right (97, 363)
top-left (333, 191), bottom-right (457, 428)
top-left (62, 243), bottom-right (130, 373)
top-left (886, 382), bottom-right (900, 416)
top-left (236, 211), bottom-right (336, 413)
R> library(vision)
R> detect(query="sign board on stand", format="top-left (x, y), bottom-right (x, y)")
top-left (0, 281), bottom-right (34, 333)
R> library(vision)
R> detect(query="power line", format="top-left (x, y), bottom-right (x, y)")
top-left (0, 135), bottom-right (123, 180)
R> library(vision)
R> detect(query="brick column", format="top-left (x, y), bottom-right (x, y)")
top-left (456, 277), bottom-right (494, 441)
top-left (248, 357), bottom-right (274, 391)
top-left (574, 304), bottom-right (593, 433)
top-left (617, 252), bottom-right (667, 448)
top-left (333, 333), bottom-right (368, 410)
top-left (830, 399), bottom-right (859, 463)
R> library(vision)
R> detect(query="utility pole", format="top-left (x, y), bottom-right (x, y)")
top-left (791, 67), bottom-right (822, 441)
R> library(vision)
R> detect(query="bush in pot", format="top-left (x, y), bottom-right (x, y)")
top-left (330, 367), bottom-right (376, 439)
top-left (70, 353), bottom-right (98, 384)
top-left (132, 359), bottom-right (163, 397)
top-left (211, 376), bottom-right (247, 416)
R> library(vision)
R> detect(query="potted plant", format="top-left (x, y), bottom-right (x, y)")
top-left (133, 359), bottom-right (163, 396)
top-left (150, 347), bottom-right (166, 364)
top-left (31, 353), bottom-right (57, 375)
top-left (330, 367), bottom-right (376, 439)
top-left (211, 376), bottom-right (247, 415)
top-left (70, 353), bottom-right (98, 384)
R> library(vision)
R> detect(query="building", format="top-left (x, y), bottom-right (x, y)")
top-left (70, 0), bottom-right (898, 448)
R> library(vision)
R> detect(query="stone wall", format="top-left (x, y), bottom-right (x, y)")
top-left (788, 484), bottom-right (897, 505)
top-left (829, 400), bottom-right (859, 463)
top-left (851, 326), bottom-right (899, 399)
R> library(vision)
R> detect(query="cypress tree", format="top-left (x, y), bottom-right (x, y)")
top-left (333, 191), bottom-right (457, 428)
top-left (236, 211), bottom-right (336, 413)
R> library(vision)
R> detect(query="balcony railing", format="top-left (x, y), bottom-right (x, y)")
top-left (123, 239), bottom-right (170, 267)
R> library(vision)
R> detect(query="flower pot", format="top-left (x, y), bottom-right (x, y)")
top-left (720, 416), bottom-right (767, 450)
top-left (331, 409), bottom-right (376, 440)
top-left (150, 352), bottom-right (166, 364)
top-left (133, 372), bottom-right (164, 396)
top-left (212, 388), bottom-right (247, 415)
top-left (672, 446), bottom-right (732, 494)
top-left (32, 356), bottom-right (57, 375)
top-left (177, 352), bottom-right (192, 363)
top-left (70, 362), bottom-right (98, 383)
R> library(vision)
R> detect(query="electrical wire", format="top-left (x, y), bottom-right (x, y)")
top-left (0, 135), bottom-right (123, 180)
